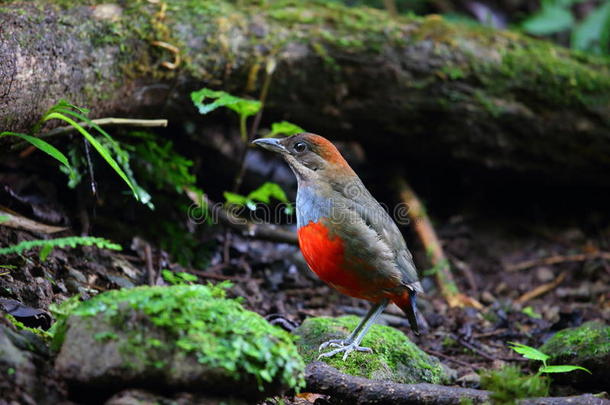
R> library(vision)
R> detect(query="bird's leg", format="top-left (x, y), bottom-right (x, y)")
top-left (318, 299), bottom-right (389, 360)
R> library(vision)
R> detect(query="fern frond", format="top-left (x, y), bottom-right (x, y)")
top-left (0, 236), bottom-right (122, 256)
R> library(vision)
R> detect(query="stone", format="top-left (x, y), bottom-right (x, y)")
top-left (539, 321), bottom-right (610, 390)
top-left (294, 316), bottom-right (453, 385)
top-left (53, 284), bottom-right (305, 400)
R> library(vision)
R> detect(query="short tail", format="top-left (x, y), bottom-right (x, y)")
top-left (393, 290), bottom-right (420, 335)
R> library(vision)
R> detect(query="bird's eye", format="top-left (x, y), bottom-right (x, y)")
top-left (293, 142), bottom-right (308, 153)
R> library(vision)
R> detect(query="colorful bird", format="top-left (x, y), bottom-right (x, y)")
top-left (253, 133), bottom-right (423, 360)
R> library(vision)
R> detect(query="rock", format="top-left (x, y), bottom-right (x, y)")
top-left (539, 321), bottom-right (610, 390)
top-left (0, 317), bottom-right (65, 405)
top-left (0, 325), bottom-right (38, 404)
top-left (53, 284), bottom-right (305, 400)
top-left (294, 316), bottom-right (452, 385)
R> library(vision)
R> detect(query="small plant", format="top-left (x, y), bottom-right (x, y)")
top-left (161, 269), bottom-right (197, 285)
top-left (521, 306), bottom-right (542, 319)
top-left (508, 342), bottom-right (591, 375)
top-left (0, 236), bottom-right (121, 261)
top-left (191, 87), bottom-right (301, 214)
top-left (191, 88), bottom-right (262, 141)
top-left (224, 182), bottom-right (293, 214)
top-left (480, 365), bottom-right (550, 405)
top-left (2, 100), bottom-right (151, 206)
top-left (521, 0), bottom-right (610, 55)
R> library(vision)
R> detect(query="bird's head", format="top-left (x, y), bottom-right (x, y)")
top-left (253, 133), bottom-right (355, 184)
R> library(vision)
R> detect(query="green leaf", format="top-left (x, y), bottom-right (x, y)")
top-left (1, 132), bottom-right (71, 169)
top-left (508, 342), bottom-right (550, 362)
top-left (191, 88), bottom-right (261, 118)
top-left (572, 2), bottom-right (610, 54)
top-left (39, 244), bottom-right (53, 262)
top-left (540, 365), bottom-right (592, 374)
top-left (43, 112), bottom-right (140, 201)
top-left (522, 5), bottom-right (574, 35)
top-left (223, 191), bottom-right (249, 206)
top-left (0, 236), bottom-right (121, 256)
top-left (522, 306), bottom-right (542, 319)
top-left (267, 121), bottom-right (305, 137)
top-left (0, 216), bottom-right (8, 223)
top-left (247, 182), bottom-right (289, 204)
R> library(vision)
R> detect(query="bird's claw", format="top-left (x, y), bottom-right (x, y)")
top-left (317, 340), bottom-right (372, 361)
top-left (318, 339), bottom-right (346, 351)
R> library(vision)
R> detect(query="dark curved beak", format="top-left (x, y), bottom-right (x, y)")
top-left (252, 138), bottom-right (287, 154)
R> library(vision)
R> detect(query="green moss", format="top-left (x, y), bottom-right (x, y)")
top-left (480, 365), bottom-right (550, 405)
top-left (539, 321), bottom-right (610, 361)
top-left (52, 283), bottom-right (305, 391)
top-left (5, 314), bottom-right (51, 342)
top-left (296, 316), bottom-right (448, 384)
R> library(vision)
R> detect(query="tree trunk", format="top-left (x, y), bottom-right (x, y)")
top-left (1, 1), bottom-right (609, 184)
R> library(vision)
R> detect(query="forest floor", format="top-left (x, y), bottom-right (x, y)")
top-left (1, 144), bottom-right (609, 404)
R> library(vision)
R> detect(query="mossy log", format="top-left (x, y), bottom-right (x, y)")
top-left (305, 362), bottom-right (610, 405)
top-left (1, 1), bottom-right (610, 184)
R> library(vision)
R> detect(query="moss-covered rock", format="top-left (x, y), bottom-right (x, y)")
top-left (294, 316), bottom-right (452, 384)
top-left (539, 321), bottom-right (610, 390)
top-left (53, 284), bottom-right (305, 400)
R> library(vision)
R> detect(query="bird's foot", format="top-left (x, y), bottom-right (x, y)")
top-left (318, 339), bottom-right (347, 351)
top-left (317, 340), bottom-right (372, 361)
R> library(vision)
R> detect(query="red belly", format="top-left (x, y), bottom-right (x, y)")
top-left (297, 220), bottom-right (366, 298)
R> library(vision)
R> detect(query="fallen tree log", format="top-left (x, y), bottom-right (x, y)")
top-left (305, 362), bottom-right (610, 405)
top-left (1, 1), bottom-right (610, 184)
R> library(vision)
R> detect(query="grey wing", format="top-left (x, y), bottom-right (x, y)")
top-left (339, 181), bottom-right (423, 293)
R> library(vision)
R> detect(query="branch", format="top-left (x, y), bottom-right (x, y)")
top-left (506, 252), bottom-right (610, 272)
top-left (395, 177), bottom-right (482, 309)
top-left (305, 362), bottom-right (609, 405)
top-left (183, 188), bottom-right (297, 245)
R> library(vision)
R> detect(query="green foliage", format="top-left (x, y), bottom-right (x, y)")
top-left (480, 365), bottom-right (550, 405)
top-left (161, 269), bottom-right (197, 285)
top-left (5, 314), bottom-right (51, 341)
top-left (191, 88), bottom-right (261, 117)
top-left (0, 132), bottom-right (71, 170)
top-left (267, 121), bottom-right (305, 137)
top-left (522, 306), bottom-right (542, 319)
top-left (224, 182), bottom-right (293, 214)
top-left (191, 88), bottom-right (261, 141)
top-left (572, 2), bottom-right (610, 55)
top-left (157, 220), bottom-right (211, 267)
top-left (52, 284), bottom-right (306, 390)
top-left (132, 133), bottom-right (198, 194)
top-left (40, 101), bottom-right (150, 206)
top-left (508, 342), bottom-right (591, 375)
top-left (521, 0), bottom-right (610, 54)
top-left (522, 3), bottom-right (574, 35)
top-left (0, 216), bottom-right (8, 222)
top-left (0, 236), bottom-right (122, 259)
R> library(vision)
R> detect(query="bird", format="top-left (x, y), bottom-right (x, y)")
top-left (253, 133), bottom-right (423, 360)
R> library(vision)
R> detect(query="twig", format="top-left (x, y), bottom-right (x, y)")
top-left (184, 188), bottom-right (297, 245)
top-left (144, 243), bottom-right (155, 286)
top-left (305, 362), bottom-right (608, 405)
top-left (507, 252), bottom-right (610, 272)
top-left (187, 267), bottom-right (249, 282)
top-left (395, 177), bottom-right (483, 309)
top-left (516, 271), bottom-right (567, 304)
top-left (10, 118), bottom-right (168, 151)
